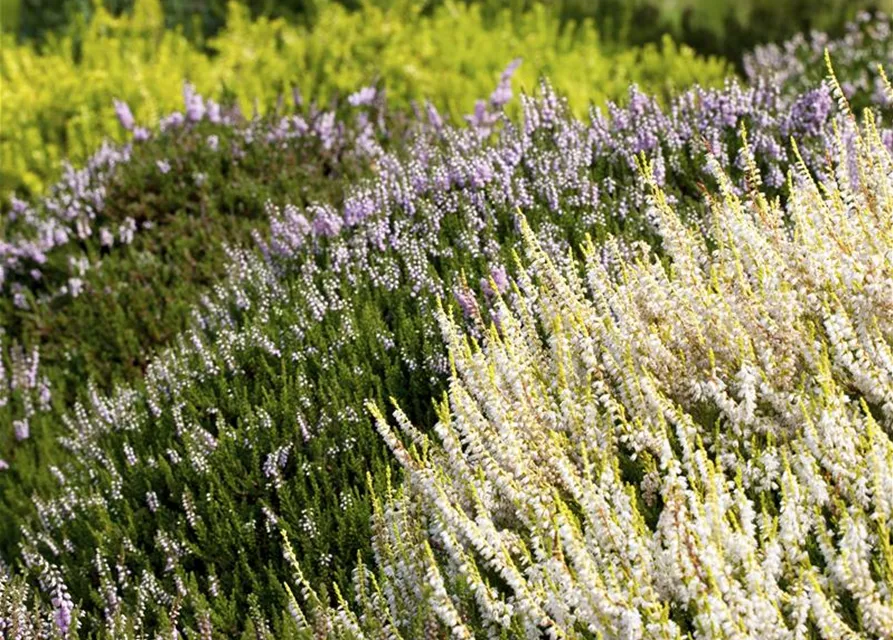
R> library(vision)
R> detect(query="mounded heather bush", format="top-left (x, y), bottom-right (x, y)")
top-left (0, 45), bottom-right (853, 412)
top-left (3, 54), bottom-right (891, 636)
top-left (0, 80), bottom-right (421, 402)
top-left (0, 0), bottom-right (731, 200)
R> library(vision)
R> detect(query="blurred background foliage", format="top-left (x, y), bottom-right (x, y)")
top-left (3, 0), bottom-right (889, 61)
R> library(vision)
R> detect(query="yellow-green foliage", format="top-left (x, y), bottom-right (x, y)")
top-left (211, 0), bottom-right (731, 118)
top-left (1, 0), bottom-right (214, 197)
top-left (0, 0), bottom-right (732, 198)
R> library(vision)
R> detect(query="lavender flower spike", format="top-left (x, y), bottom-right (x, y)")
top-left (489, 58), bottom-right (522, 108)
top-left (183, 82), bottom-right (206, 122)
top-left (113, 99), bottom-right (135, 131)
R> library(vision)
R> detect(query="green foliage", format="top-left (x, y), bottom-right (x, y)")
top-left (1, 48), bottom-right (859, 630)
top-left (0, 0), bottom-right (730, 199)
top-left (6, 5), bottom-right (892, 636)
top-left (207, 1), bottom-right (729, 119)
top-left (1, 0), bottom-right (212, 198)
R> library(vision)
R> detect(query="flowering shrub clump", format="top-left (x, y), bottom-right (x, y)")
top-left (3, 51), bottom-right (846, 468)
top-left (0, 83), bottom-right (395, 303)
top-left (300, 80), bottom-right (893, 638)
top-left (0, 78), bottom-right (425, 416)
top-left (745, 10), bottom-right (893, 112)
top-left (3, 12), bottom-right (893, 632)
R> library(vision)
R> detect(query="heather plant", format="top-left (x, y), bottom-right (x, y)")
top-left (2, 55), bottom-right (849, 453)
top-left (745, 10), bottom-right (893, 112)
top-left (0, 0), bottom-right (731, 200)
top-left (0, 77), bottom-right (428, 555)
top-left (2, 56), bottom-right (885, 636)
top-left (294, 74), bottom-right (893, 637)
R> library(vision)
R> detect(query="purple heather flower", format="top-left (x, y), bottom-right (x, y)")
top-left (314, 112), bottom-right (339, 151)
top-left (481, 265), bottom-right (509, 296)
top-left (160, 112), bottom-right (185, 131)
top-left (348, 86), bottom-right (378, 107)
top-left (206, 134), bottom-right (219, 151)
top-left (9, 195), bottom-right (28, 218)
top-left (156, 160), bottom-right (171, 175)
top-left (68, 277), bottom-right (84, 298)
top-left (290, 115), bottom-right (309, 135)
top-left (0, 459), bottom-right (8, 471)
top-left (114, 99), bottom-right (135, 131)
top-left (14, 419), bottom-right (29, 441)
top-left (119, 218), bottom-right (137, 244)
top-left (133, 127), bottom-right (151, 142)
top-left (784, 86), bottom-right (833, 137)
top-left (39, 380), bottom-right (51, 408)
top-left (465, 99), bottom-right (496, 134)
top-left (286, 206), bottom-right (311, 236)
top-left (426, 101), bottom-right (444, 131)
top-left (206, 100), bottom-right (222, 124)
top-left (52, 583), bottom-right (74, 637)
top-left (310, 204), bottom-right (343, 238)
top-left (489, 58), bottom-right (522, 108)
top-left (453, 285), bottom-right (479, 318)
top-left (183, 82), bottom-right (206, 122)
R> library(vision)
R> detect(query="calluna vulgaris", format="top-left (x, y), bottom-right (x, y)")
top-left (3, 22), bottom-right (893, 640)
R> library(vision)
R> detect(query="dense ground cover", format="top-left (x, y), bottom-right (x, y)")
top-left (2, 8), bottom-right (893, 640)
top-left (0, 0), bottom-right (731, 200)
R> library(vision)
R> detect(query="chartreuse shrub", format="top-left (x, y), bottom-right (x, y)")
top-left (2, 47), bottom-right (890, 635)
top-left (0, 0), bottom-right (213, 198)
top-left (0, 0), bottom-right (732, 199)
top-left (209, 0), bottom-right (730, 121)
